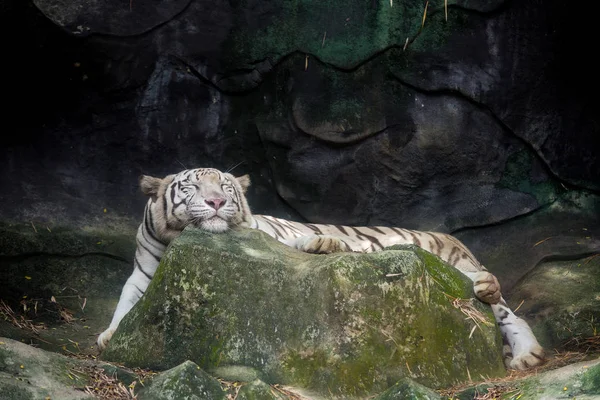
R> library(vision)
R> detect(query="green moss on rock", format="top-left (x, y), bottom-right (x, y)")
top-left (450, 357), bottom-right (600, 399)
top-left (509, 358), bottom-right (600, 399)
top-left (223, 0), bottom-right (459, 69)
top-left (137, 360), bottom-right (225, 400)
top-left (0, 338), bottom-right (97, 399)
top-left (0, 383), bottom-right (35, 400)
top-left (498, 150), bottom-right (562, 205)
top-left (103, 227), bottom-right (505, 398)
top-left (237, 379), bottom-right (286, 400)
top-left (375, 377), bottom-right (441, 399)
top-left (581, 362), bottom-right (600, 392)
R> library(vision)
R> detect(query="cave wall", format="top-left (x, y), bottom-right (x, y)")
top-left (1, 0), bottom-right (598, 290)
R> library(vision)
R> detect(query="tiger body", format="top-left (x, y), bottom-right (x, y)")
top-left (98, 168), bottom-right (545, 370)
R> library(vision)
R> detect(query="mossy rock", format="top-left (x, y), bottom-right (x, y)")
top-left (236, 379), bottom-right (287, 400)
top-left (374, 377), bottom-right (441, 399)
top-left (102, 227), bottom-right (505, 398)
top-left (137, 360), bottom-right (226, 400)
top-left (515, 358), bottom-right (600, 399)
top-left (0, 337), bottom-right (137, 400)
top-left (450, 357), bottom-right (600, 399)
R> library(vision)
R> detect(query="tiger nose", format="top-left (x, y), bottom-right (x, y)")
top-left (205, 198), bottom-right (226, 210)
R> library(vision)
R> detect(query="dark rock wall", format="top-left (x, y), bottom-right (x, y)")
top-left (1, 0), bottom-right (598, 290)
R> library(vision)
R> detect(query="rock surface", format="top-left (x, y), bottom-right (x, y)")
top-left (451, 357), bottom-right (600, 400)
top-left (2, 334), bottom-right (599, 400)
top-left (375, 377), bottom-right (442, 400)
top-left (1, 1), bottom-right (598, 301)
top-left (102, 227), bottom-right (505, 397)
top-left (507, 254), bottom-right (600, 352)
top-left (236, 379), bottom-right (287, 400)
top-left (136, 360), bottom-right (225, 400)
top-left (0, 222), bottom-right (135, 355)
top-left (517, 358), bottom-right (600, 400)
top-left (0, 337), bottom-right (130, 400)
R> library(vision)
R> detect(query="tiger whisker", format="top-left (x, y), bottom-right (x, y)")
top-left (225, 161), bottom-right (245, 173)
top-left (175, 158), bottom-right (188, 169)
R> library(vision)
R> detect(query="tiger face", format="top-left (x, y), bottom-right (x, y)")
top-left (140, 168), bottom-right (252, 238)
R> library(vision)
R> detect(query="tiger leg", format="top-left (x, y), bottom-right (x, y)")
top-left (462, 270), bottom-right (544, 369)
top-left (292, 235), bottom-right (352, 254)
top-left (97, 268), bottom-right (151, 350)
top-left (492, 299), bottom-right (545, 370)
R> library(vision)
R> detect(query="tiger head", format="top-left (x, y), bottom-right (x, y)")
top-left (140, 168), bottom-right (252, 242)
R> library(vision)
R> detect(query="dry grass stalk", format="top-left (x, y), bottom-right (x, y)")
top-left (439, 380), bottom-right (518, 399)
top-left (131, 367), bottom-right (156, 385)
top-left (440, 349), bottom-right (594, 398)
top-left (49, 295), bottom-right (75, 323)
top-left (544, 350), bottom-right (590, 370)
top-left (476, 385), bottom-right (520, 400)
top-left (563, 334), bottom-right (600, 353)
top-left (533, 237), bottom-right (553, 247)
top-left (271, 384), bottom-right (309, 399)
top-left (218, 378), bottom-right (242, 400)
top-left (79, 365), bottom-right (137, 399)
top-left (421, 1), bottom-right (429, 28)
top-left (0, 299), bottom-right (46, 334)
top-left (445, 0), bottom-right (448, 21)
top-left (444, 294), bottom-right (493, 334)
top-left (63, 353), bottom-right (157, 400)
top-left (513, 299), bottom-right (525, 313)
top-left (59, 308), bottom-right (75, 323)
top-left (219, 379), bottom-right (307, 399)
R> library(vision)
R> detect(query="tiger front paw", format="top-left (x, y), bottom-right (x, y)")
top-left (97, 327), bottom-right (116, 351)
top-left (296, 235), bottom-right (350, 254)
top-left (473, 271), bottom-right (501, 304)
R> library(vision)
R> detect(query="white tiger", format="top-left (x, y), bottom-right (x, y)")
top-left (97, 168), bottom-right (545, 370)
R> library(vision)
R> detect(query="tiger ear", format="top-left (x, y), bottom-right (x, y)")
top-left (139, 175), bottom-right (163, 196)
top-left (139, 174), bottom-right (174, 196)
top-left (236, 175), bottom-right (251, 193)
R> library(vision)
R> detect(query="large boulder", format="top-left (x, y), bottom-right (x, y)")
top-left (102, 227), bottom-right (505, 398)
top-left (0, 337), bottom-right (137, 400)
